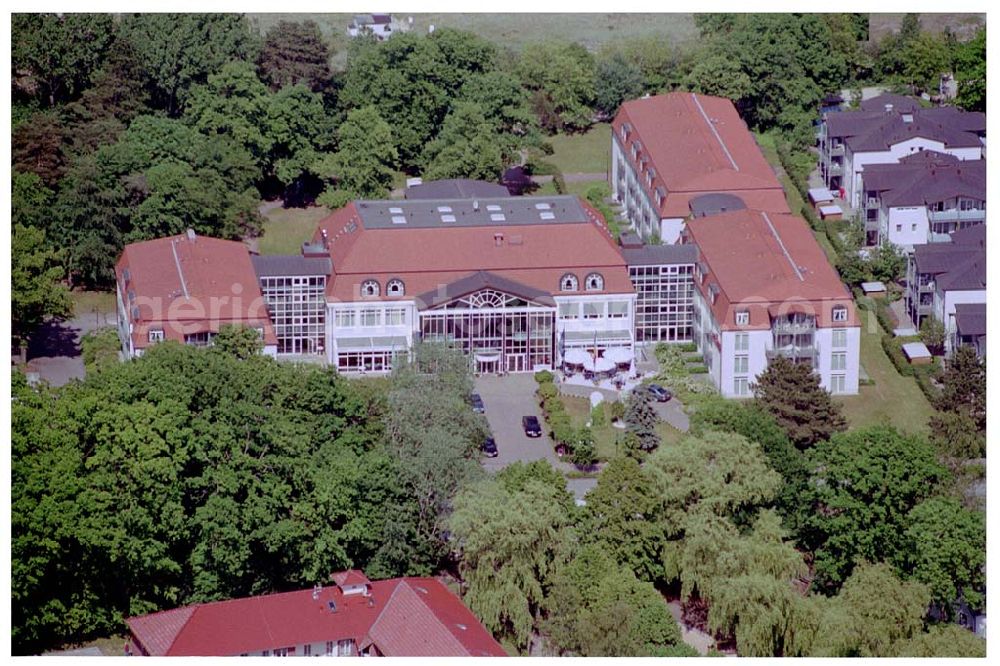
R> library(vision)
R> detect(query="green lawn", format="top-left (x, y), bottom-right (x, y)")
top-left (561, 394), bottom-right (685, 460)
top-left (533, 179), bottom-right (606, 198)
top-left (546, 123), bottom-right (611, 175)
top-left (257, 205), bottom-right (331, 255)
top-left (834, 306), bottom-right (935, 434)
top-left (71, 290), bottom-right (115, 318)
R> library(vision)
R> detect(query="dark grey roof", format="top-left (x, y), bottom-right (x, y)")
top-left (251, 254), bottom-right (332, 277)
top-left (619, 232), bottom-right (644, 249)
top-left (913, 226), bottom-right (986, 291)
top-left (880, 162), bottom-right (986, 207)
top-left (859, 94), bottom-right (922, 113)
top-left (898, 150), bottom-right (960, 165)
top-left (414, 270), bottom-right (555, 310)
top-left (826, 103), bottom-right (985, 151)
top-left (937, 254), bottom-right (986, 292)
top-left (405, 179), bottom-right (510, 200)
top-left (689, 193), bottom-right (746, 218)
top-left (954, 303), bottom-right (987, 337)
top-left (622, 242), bottom-right (698, 267)
top-left (354, 195), bottom-right (590, 229)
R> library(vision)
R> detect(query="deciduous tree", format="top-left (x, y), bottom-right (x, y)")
top-left (12, 224), bottom-right (72, 353)
top-left (258, 20), bottom-right (332, 92)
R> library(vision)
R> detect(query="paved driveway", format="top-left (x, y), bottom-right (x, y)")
top-left (26, 310), bottom-right (115, 387)
top-left (475, 374), bottom-right (568, 473)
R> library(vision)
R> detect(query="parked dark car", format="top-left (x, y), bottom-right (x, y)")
top-left (522, 415), bottom-right (542, 437)
top-left (481, 436), bottom-right (498, 457)
top-left (470, 393), bottom-right (486, 414)
top-left (647, 384), bottom-right (673, 402)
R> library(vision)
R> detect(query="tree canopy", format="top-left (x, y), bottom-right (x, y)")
top-left (752, 355), bottom-right (847, 449)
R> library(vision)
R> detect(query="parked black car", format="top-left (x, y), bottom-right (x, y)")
top-left (470, 393), bottom-right (486, 413)
top-left (481, 436), bottom-right (498, 457)
top-left (522, 415), bottom-right (542, 437)
top-left (647, 384), bottom-right (673, 402)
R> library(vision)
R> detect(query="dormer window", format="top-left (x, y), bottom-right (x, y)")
top-left (386, 278), bottom-right (405, 296)
top-left (361, 279), bottom-right (380, 297)
top-left (832, 305), bottom-right (848, 322)
top-left (585, 272), bottom-right (604, 291)
top-left (735, 311), bottom-right (749, 326)
top-left (560, 273), bottom-right (579, 292)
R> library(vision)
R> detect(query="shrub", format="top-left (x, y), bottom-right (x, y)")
top-left (678, 342), bottom-right (698, 353)
top-left (882, 334), bottom-right (915, 377)
top-left (571, 428), bottom-right (597, 467)
top-left (553, 173), bottom-right (567, 194)
top-left (686, 364), bottom-right (709, 374)
top-left (608, 399), bottom-right (626, 422)
top-left (535, 369), bottom-right (555, 384)
top-left (537, 382), bottom-right (559, 403)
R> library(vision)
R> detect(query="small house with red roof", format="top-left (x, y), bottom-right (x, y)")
top-left (125, 570), bottom-right (506, 657)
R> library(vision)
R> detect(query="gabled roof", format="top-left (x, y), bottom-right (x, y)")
top-left (955, 303), bottom-right (987, 337)
top-left (405, 178), bottom-right (510, 200)
top-left (620, 242), bottom-right (699, 267)
top-left (251, 254), bottom-right (332, 278)
top-left (859, 93), bottom-right (922, 113)
top-left (937, 254), bottom-right (986, 291)
top-left (826, 102), bottom-right (985, 152)
top-left (912, 226), bottom-right (986, 289)
top-left (876, 161), bottom-right (986, 207)
top-left (612, 93), bottom-right (787, 218)
top-left (415, 270), bottom-right (556, 310)
top-left (115, 232), bottom-right (277, 349)
top-left (126, 574), bottom-right (506, 657)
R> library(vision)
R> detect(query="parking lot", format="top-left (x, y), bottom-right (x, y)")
top-left (474, 373), bottom-right (570, 473)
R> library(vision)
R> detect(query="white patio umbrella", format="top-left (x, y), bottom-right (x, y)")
top-left (564, 348), bottom-right (591, 365)
top-left (605, 347), bottom-right (633, 364)
top-left (593, 356), bottom-right (615, 373)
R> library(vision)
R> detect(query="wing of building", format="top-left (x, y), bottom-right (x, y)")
top-left (611, 92), bottom-right (789, 244)
top-left (114, 230), bottom-right (277, 357)
top-left (125, 570), bottom-right (506, 657)
top-left (684, 210), bottom-right (860, 397)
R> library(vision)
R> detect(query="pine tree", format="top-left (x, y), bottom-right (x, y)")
top-left (625, 388), bottom-right (660, 453)
top-left (935, 346), bottom-right (985, 432)
top-left (751, 356), bottom-right (847, 449)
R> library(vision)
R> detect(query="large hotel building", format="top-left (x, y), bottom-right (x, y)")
top-left (115, 94), bottom-right (860, 397)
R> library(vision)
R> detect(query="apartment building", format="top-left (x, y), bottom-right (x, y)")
top-left (859, 152), bottom-right (986, 248)
top-left (114, 230), bottom-right (277, 358)
top-left (125, 570), bottom-right (506, 657)
top-left (684, 210), bottom-right (860, 397)
top-left (906, 225), bottom-right (986, 354)
top-left (611, 93), bottom-right (789, 244)
top-left (817, 94), bottom-right (985, 208)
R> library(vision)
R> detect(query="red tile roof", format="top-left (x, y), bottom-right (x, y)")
top-left (126, 574), bottom-right (506, 657)
top-left (613, 93), bottom-right (789, 218)
top-left (684, 210), bottom-right (857, 331)
top-left (314, 201), bottom-right (634, 304)
top-left (116, 232), bottom-right (277, 349)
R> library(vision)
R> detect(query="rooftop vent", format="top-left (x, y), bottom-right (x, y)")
top-left (473, 200), bottom-right (479, 211)
top-left (494, 232), bottom-right (504, 247)
top-left (186, 228), bottom-right (196, 241)
top-left (312, 584), bottom-right (322, 600)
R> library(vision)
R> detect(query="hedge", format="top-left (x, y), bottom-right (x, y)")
top-left (678, 342), bottom-right (698, 353)
top-left (686, 364), bottom-right (709, 375)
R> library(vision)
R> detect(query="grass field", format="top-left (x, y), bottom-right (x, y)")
top-left (868, 13), bottom-right (984, 40)
top-left (70, 290), bottom-right (115, 317)
top-left (533, 179), bottom-right (605, 198)
top-left (249, 14), bottom-right (699, 69)
top-left (257, 205), bottom-right (330, 255)
top-left (562, 394), bottom-right (685, 460)
top-left (545, 123), bottom-right (611, 175)
top-left (834, 308), bottom-right (935, 434)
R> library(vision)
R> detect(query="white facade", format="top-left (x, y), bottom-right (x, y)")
top-left (880, 206), bottom-right (931, 249)
top-left (611, 134), bottom-right (680, 243)
top-left (326, 301), bottom-right (417, 371)
top-left (845, 138), bottom-right (983, 208)
top-left (940, 289), bottom-right (988, 354)
top-left (553, 292), bottom-right (637, 362)
top-left (693, 289), bottom-right (860, 398)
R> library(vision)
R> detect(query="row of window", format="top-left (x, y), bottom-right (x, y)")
top-left (250, 639), bottom-right (354, 657)
top-left (560, 272), bottom-right (605, 292)
top-left (335, 308), bottom-right (406, 327)
top-left (732, 306), bottom-right (848, 327)
top-left (557, 301), bottom-right (629, 320)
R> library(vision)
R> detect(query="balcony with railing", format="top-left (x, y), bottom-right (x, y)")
top-left (928, 208), bottom-right (986, 223)
top-left (771, 314), bottom-right (816, 334)
top-left (766, 345), bottom-right (819, 366)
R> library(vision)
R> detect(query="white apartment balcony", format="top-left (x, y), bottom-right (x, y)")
top-left (928, 208), bottom-right (986, 223)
